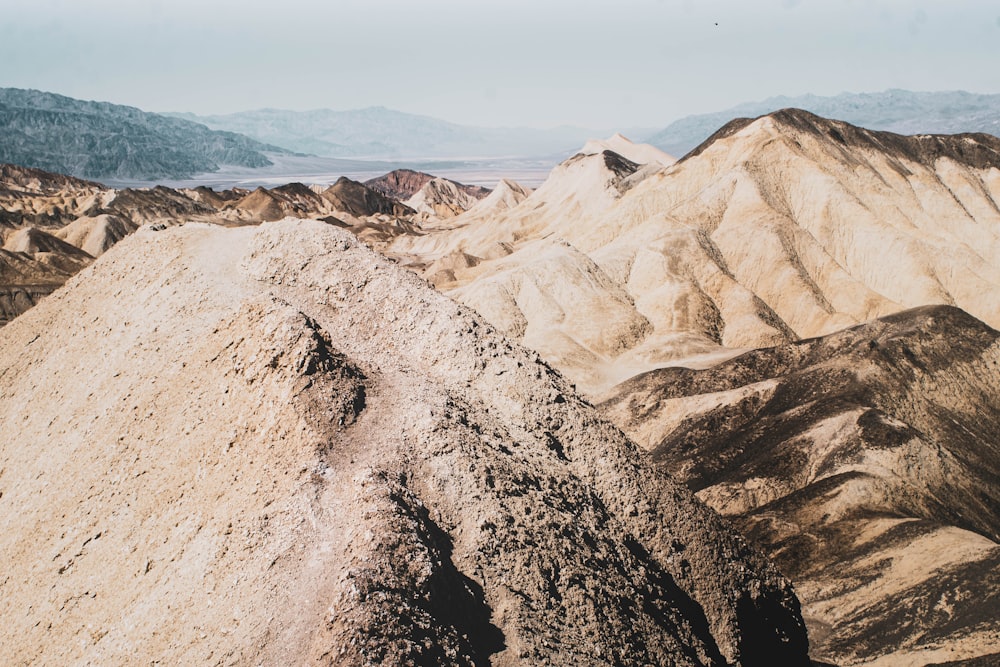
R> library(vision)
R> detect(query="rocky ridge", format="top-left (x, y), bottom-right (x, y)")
top-left (0, 88), bottom-right (288, 180)
top-left (0, 218), bottom-right (810, 665)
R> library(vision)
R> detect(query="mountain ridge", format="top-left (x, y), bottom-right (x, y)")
top-left (167, 106), bottom-right (657, 160)
top-left (0, 88), bottom-right (291, 181)
top-left (598, 304), bottom-right (1000, 664)
top-left (650, 89), bottom-right (1000, 156)
top-left (379, 110), bottom-right (1000, 664)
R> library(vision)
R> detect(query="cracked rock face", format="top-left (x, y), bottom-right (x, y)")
top-left (0, 219), bottom-right (809, 665)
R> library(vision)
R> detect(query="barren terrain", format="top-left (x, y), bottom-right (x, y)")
top-left (0, 219), bottom-right (809, 665)
top-left (2, 110), bottom-right (1000, 665)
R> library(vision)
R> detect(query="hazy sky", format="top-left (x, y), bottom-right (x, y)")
top-left (2, 0), bottom-right (998, 129)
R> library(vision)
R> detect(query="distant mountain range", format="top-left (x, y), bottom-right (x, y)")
top-left (647, 89), bottom-right (1000, 156)
top-left (0, 88), bottom-right (289, 181)
top-left (4, 87), bottom-right (999, 183)
top-left (165, 107), bottom-right (649, 160)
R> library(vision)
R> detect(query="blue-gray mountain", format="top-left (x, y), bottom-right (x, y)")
top-left (0, 88), bottom-right (290, 181)
top-left (648, 90), bottom-right (1000, 156)
top-left (167, 106), bottom-right (652, 160)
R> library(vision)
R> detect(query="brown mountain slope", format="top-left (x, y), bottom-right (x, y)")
top-left (364, 168), bottom-right (435, 200)
top-left (0, 165), bottom-right (427, 326)
top-left (366, 168), bottom-right (491, 203)
top-left (0, 163), bottom-right (104, 196)
top-left (0, 219), bottom-right (810, 665)
top-left (388, 111), bottom-right (1000, 394)
top-left (599, 305), bottom-right (1000, 665)
top-left (0, 227), bottom-right (94, 323)
top-left (321, 176), bottom-right (415, 217)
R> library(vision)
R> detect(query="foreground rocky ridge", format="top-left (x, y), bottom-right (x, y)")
top-left (600, 305), bottom-right (1000, 665)
top-left (0, 219), bottom-right (809, 665)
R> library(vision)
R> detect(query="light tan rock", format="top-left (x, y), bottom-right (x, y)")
top-left (388, 111), bottom-right (1000, 395)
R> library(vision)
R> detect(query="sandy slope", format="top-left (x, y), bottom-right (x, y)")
top-left (387, 111), bottom-right (1000, 395)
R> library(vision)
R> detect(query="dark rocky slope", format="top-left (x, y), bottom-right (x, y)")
top-left (600, 305), bottom-right (1000, 665)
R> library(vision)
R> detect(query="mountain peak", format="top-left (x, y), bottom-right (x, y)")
top-left (649, 89), bottom-right (1000, 157)
top-left (581, 134), bottom-right (675, 167)
top-left (681, 107), bottom-right (1000, 170)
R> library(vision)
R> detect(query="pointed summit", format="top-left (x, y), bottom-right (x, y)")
top-left (581, 133), bottom-right (676, 167)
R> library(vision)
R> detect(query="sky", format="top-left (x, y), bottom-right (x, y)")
top-left (2, 0), bottom-right (999, 129)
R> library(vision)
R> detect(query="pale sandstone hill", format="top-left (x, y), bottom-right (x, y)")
top-left (53, 214), bottom-right (139, 257)
top-left (2, 226), bottom-right (93, 258)
top-left (390, 148), bottom-right (647, 271)
top-left (406, 177), bottom-right (491, 220)
top-left (469, 178), bottom-right (533, 216)
top-left (0, 218), bottom-right (810, 666)
top-left (599, 306), bottom-right (1000, 666)
top-left (582, 132), bottom-right (677, 167)
top-left (417, 180), bottom-right (535, 286)
top-left (388, 111), bottom-right (1000, 394)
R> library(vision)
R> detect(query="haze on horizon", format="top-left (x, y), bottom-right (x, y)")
top-left (2, 0), bottom-right (999, 130)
